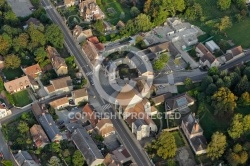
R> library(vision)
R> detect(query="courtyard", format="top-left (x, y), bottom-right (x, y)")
top-left (6, 0), bottom-right (33, 17)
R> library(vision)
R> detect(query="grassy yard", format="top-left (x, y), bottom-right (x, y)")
top-left (97, 0), bottom-right (132, 25)
top-left (172, 131), bottom-right (185, 148)
top-left (3, 68), bottom-right (24, 81)
top-left (190, 0), bottom-right (250, 48)
top-left (199, 103), bottom-right (229, 141)
top-left (12, 90), bottom-right (32, 107)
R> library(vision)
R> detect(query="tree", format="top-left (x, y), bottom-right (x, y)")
top-left (206, 83), bottom-right (217, 95)
top-left (216, 78), bottom-right (224, 88)
top-left (4, 54), bottom-right (21, 69)
top-left (93, 20), bottom-right (104, 34)
top-left (217, 0), bottom-right (231, 10)
top-left (223, 76), bottom-right (231, 88)
top-left (34, 47), bottom-right (47, 63)
top-left (243, 66), bottom-right (250, 80)
top-left (45, 24), bottom-right (64, 48)
top-left (216, 16), bottom-right (232, 31)
top-left (235, 14), bottom-right (242, 22)
top-left (28, 24), bottom-right (46, 47)
top-left (208, 67), bottom-right (219, 76)
top-left (243, 115), bottom-right (250, 133)
top-left (227, 144), bottom-right (248, 166)
top-left (230, 72), bottom-right (241, 88)
top-left (0, 35), bottom-right (11, 56)
top-left (184, 77), bottom-right (193, 90)
top-left (228, 114), bottom-right (244, 139)
top-left (30, 0), bottom-right (40, 8)
top-left (153, 53), bottom-right (169, 71)
top-left (235, 75), bottom-right (249, 96)
top-left (151, 131), bottom-right (177, 159)
top-left (130, 6), bottom-right (140, 17)
top-left (62, 149), bottom-right (70, 157)
top-left (201, 76), bottom-right (213, 91)
top-left (212, 87), bottom-right (238, 116)
top-left (51, 142), bottom-right (61, 153)
top-left (13, 33), bottom-right (29, 52)
top-left (207, 132), bottom-right (227, 160)
top-left (185, 3), bottom-right (203, 20)
top-left (72, 150), bottom-right (85, 166)
top-left (47, 156), bottom-right (62, 166)
top-left (239, 92), bottom-right (250, 106)
top-left (143, 0), bottom-right (152, 13)
top-left (17, 121), bottom-right (29, 134)
top-left (0, 77), bottom-right (4, 92)
top-left (134, 14), bottom-right (153, 32)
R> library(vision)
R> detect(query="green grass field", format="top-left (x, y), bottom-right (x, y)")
top-left (97, 0), bottom-right (132, 25)
top-left (12, 90), bottom-right (32, 107)
top-left (191, 0), bottom-right (250, 48)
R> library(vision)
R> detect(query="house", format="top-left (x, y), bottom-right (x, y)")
top-left (205, 40), bottom-right (220, 53)
top-left (104, 146), bottom-right (132, 166)
top-left (103, 21), bottom-right (113, 32)
top-left (79, 0), bottom-right (105, 21)
top-left (14, 150), bottom-right (39, 166)
top-left (0, 104), bottom-right (8, 119)
top-left (148, 42), bottom-right (180, 57)
top-left (82, 103), bottom-right (98, 127)
top-left (47, 46), bottom-right (68, 76)
top-left (219, 46), bottom-right (244, 64)
top-left (165, 93), bottom-right (195, 114)
top-left (87, 36), bottom-right (105, 52)
top-left (181, 113), bottom-right (207, 155)
top-left (116, 84), bottom-right (142, 111)
top-left (39, 113), bottom-right (63, 142)
top-left (23, 17), bottom-right (42, 29)
top-left (4, 76), bottom-right (32, 93)
top-left (195, 43), bottom-right (220, 68)
top-left (49, 97), bottom-right (69, 110)
top-left (82, 41), bottom-right (100, 65)
top-left (64, 0), bottom-right (77, 7)
top-left (44, 76), bottom-right (73, 95)
top-left (96, 119), bottom-right (115, 137)
top-left (72, 128), bottom-right (104, 166)
top-left (132, 119), bottom-right (150, 140)
top-left (71, 88), bottom-right (88, 105)
top-left (30, 124), bottom-right (50, 148)
top-left (31, 101), bottom-right (48, 121)
top-left (151, 94), bottom-right (166, 106)
top-left (73, 25), bottom-right (93, 43)
top-left (22, 64), bottom-right (42, 79)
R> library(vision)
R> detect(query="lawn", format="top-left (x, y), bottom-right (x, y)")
top-left (172, 131), bottom-right (185, 148)
top-left (12, 90), bottom-right (32, 107)
top-left (97, 0), bottom-right (132, 25)
top-left (190, 0), bottom-right (249, 48)
top-left (199, 103), bottom-right (229, 141)
top-left (235, 105), bottom-right (250, 116)
top-left (3, 68), bottom-right (24, 81)
top-left (225, 18), bottom-right (250, 48)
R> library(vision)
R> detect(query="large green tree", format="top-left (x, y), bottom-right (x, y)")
top-left (0, 35), bottom-right (11, 56)
top-left (4, 54), bottom-right (21, 69)
top-left (72, 150), bottom-right (85, 166)
top-left (28, 24), bottom-right (46, 47)
top-left (17, 121), bottom-right (29, 134)
top-left (212, 87), bottom-right (238, 116)
top-left (228, 114), bottom-right (244, 139)
top-left (207, 132), bottom-right (227, 160)
top-left (216, 16), bottom-right (232, 31)
top-left (34, 47), bottom-right (47, 63)
top-left (47, 156), bottom-right (62, 166)
top-left (45, 24), bottom-right (64, 48)
top-left (217, 0), bottom-right (231, 10)
top-left (151, 131), bottom-right (177, 159)
top-left (13, 33), bottom-right (29, 52)
top-left (130, 6), bottom-right (140, 17)
top-left (239, 92), bottom-right (250, 106)
top-left (227, 144), bottom-right (248, 166)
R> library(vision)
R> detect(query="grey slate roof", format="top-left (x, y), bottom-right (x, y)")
top-left (134, 119), bottom-right (146, 128)
top-left (165, 93), bottom-right (194, 110)
top-left (72, 128), bottom-right (104, 166)
top-left (15, 151), bottom-right (39, 166)
top-left (39, 113), bottom-right (61, 141)
top-left (190, 135), bottom-right (207, 151)
top-left (182, 113), bottom-right (203, 135)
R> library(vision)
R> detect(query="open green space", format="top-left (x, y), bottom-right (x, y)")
top-left (172, 131), bottom-right (185, 148)
top-left (12, 90), bottom-right (32, 107)
top-left (3, 68), bottom-right (24, 81)
top-left (235, 105), bottom-right (250, 116)
top-left (199, 103), bottom-right (229, 141)
top-left (190, 0), bottom-right (250, 48)
top-left (97, 0), bottom-right (132, 25)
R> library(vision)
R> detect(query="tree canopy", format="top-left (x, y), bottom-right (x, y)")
top-left (45, 24), bottom-right (64, 48)
top-left (4, 54), bottom-right (21, 69)
top-left (72, 150), bottom-right (85, 166)
top-left (207, 131), bottom-right (227, 160)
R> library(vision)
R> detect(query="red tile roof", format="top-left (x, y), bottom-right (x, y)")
top-left (23, 64), bottom-right (42, 79)
top-left (82, 103), bottom-right (98, 127)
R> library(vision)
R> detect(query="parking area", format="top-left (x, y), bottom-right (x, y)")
top-left (56, 107), bottom-right (80, 124)
top-left (6, 0), bottom-right (33, 17)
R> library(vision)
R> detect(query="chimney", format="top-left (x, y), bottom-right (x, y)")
top-left (194, 122), bottom-right (199, 132)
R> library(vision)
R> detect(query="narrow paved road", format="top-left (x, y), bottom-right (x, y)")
top-left (41, 1), bottom-right (152, 165)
